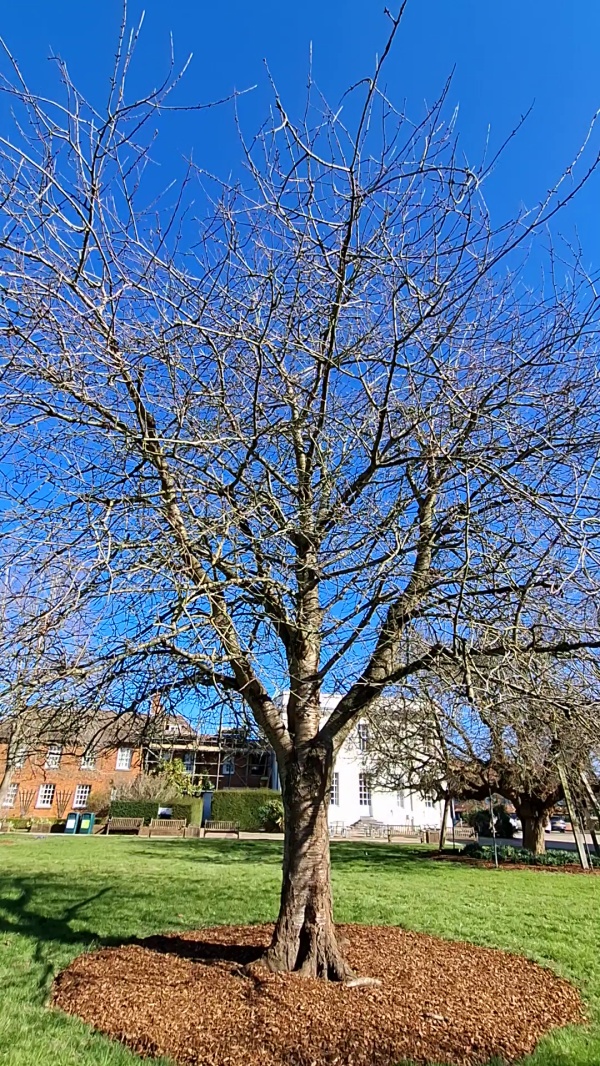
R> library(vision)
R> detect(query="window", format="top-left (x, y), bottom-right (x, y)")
top-left (424, 793), bottom-right (435, 809)
top-left (115, 747), bottom-right (132, 771)
top-left (12, 746), bottom-right (27, 769)
top-left (250, 752), bottom-right (270, 777)
top-left (222, 757), bottom-right (235, 776)
top-left (36, 783), bottom-right (56, 809)
top-left (397, 790), bottom-right (405, 809)
top-left (73, 784), bottom-right (91, 809)
top-left (45, 745), bottom-right (62, 769)
top-left (330, 772), bottom-right (340, 806)
top-left (2, 783), bottom-right (18, 808)
top-left (358, 773), bottom-right (372, 807)
top-left (357, 723), bottom-right (369, 752)
top-left (182, 751), bottom-right (195, 774)
top-left (80, 750), bottom-right (96, 770)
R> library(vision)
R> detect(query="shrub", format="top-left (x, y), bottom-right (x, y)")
top-left (461, 842), bottom-right (600, 868)
top-left (156, 759), bottom-right (204, 798)
top-left (86, 790), bottom-right (111, 817)
top-left (112, 772), bottom-right (181, 803)
top-left (257, 799), bottom-right (284, 832)
top-left (464, 804), bottom-right (515, 839)
top-left (211, 789), bottom-right (281, 831)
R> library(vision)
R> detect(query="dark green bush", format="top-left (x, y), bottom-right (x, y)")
top-left (109, 800), bottom-right (159, 824)
top-left (211, 788), bottom-right (281, 831)
top-left (257, 799), bottom-right (284, 832)
top-left (170, 799), bottom-right (203, 825)
top-left (462, 842), bottom-right (599, 868)
top-left (464, 804), bottom-right (515, 838)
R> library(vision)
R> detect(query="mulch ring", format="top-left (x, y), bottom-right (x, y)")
top-left (52, 924), bottom-right (584, 1066)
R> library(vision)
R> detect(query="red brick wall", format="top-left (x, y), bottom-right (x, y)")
top-left (0, 742), bottom-right (142, 819)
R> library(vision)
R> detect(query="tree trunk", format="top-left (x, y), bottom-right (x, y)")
top-left (261, 741), bottom-right (354, 981)
top-left (438, 795), bottom-right (450, 851)
top-left (515, 801), bottom-right (548, 855)
top-left (0, 763), bottom-right (15, 811)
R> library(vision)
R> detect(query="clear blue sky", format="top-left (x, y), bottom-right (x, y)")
top-left (1, 1), bottom-right (599, 266)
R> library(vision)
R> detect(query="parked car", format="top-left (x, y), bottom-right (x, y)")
top-left (550, 817), bottom-right (569, 833)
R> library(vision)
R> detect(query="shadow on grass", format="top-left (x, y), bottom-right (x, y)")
top-left (119, 836), bottom-right (441, 871)
top-left (0, 873), bottom-right (270, 993)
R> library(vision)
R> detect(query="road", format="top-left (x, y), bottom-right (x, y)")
top-left (475, 831), bottom-right (597, 854)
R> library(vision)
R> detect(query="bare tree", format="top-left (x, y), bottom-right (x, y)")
top-left (0, 564), bottom-right (96, 808)
top-left (366, 656), bottom-right (600, 854)
top-left (1, 9), bottom-right (600, 978)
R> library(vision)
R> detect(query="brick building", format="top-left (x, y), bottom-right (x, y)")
top-left (0, 713), bottom-right (145, 820)
top-left (143, 719), bottom-right (275, 791)
top-left (0, 712), bottom-right (275, 821)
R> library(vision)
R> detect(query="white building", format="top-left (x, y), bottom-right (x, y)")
top-left (274, 693), bottom-right (446, 832)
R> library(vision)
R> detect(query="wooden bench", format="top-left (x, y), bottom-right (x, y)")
top-left (106, 817), bottom-right (144, 835)
top-left (202, 820), bottom-right (240, 838)
top-left (149, 818), bottom-right (187, 838)
top-left (387, 825), bottom-right (423, 843)
top-left (451, 825), bottom-right (477, 841)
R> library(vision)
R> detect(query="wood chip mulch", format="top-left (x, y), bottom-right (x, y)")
top-left (51, 924), bottom-right (585, 1066)
top-left (432, 853), bottom-right (600, 875)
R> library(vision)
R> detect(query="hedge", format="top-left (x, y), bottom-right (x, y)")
top-left (211, 788), bottom-right (281, 831)
top-left (109, 798), bottom-right (204, 826)
top-left (109, 800), bottom-right (159, 824)
top-left (170, 799), bottom-right (203, 826)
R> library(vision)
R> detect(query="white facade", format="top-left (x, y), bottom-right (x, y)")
top-left (275, 693), bottom-right (445, 831)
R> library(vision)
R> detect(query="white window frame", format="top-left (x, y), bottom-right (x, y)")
top-left (222, 756), bottom-right (236, 776)
top-left (12, 746), bottom-right (27, 769)
top-left (358, 773), bottom-right (372, 807)
top-left (424, 793), bottom-right (435, 809)
top-left (73, 784), bottom-right (91, 809)
top-left (45, 745), bottom-right (62, 770)
top-left (80, 750), bottom-right (96, 770)
top-left (330, 772), bottom-right (340, 806)
top-left (357, 722), bottom-right (369, 752)
top-left (36, 783), bottom-right (56, 809)
top-left (2, 783), bottom-right (19, 808)
top-left (397, 789), bottom-right (405, 808)
top-left (115, 747), bottom-right (133, 771)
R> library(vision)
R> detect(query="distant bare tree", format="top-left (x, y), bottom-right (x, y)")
top-left (0, 565), bottom-right (95, 808)
top-left (366, 655), bottom-right (600, 854)
top-left (1, 8), bottom-right (600, 977)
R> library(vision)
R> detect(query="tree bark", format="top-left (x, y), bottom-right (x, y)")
top-left (261, 741), bottom-right (354, 981)
top-left (515, 801), bottom-right (548, 855)
top-left (0, 764), bottom-right (14, 811)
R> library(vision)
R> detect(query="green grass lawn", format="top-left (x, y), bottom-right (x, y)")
top-left (0, 836), bottom-right (598, 1066)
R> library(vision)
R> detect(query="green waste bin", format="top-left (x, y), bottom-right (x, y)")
top-left (78, 811), bottom-right (96, 835)
top-left (64, 811), bottom-right (81, 834)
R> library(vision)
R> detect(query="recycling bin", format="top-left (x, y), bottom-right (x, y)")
top-left (78, 811), bottom-right (95, 835)
top-left (64, 811), bottom-right (81, 834)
